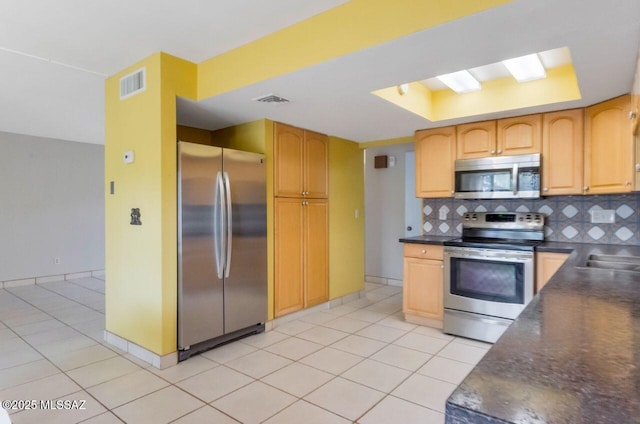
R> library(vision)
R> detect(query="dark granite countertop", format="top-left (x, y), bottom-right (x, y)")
top-left (446, 242), bottom-right (640, 424)
top-left (398, 235), bottom-right (454, 245)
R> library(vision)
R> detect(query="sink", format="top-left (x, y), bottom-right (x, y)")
top-left (585, 254), bottom-right (640, 272)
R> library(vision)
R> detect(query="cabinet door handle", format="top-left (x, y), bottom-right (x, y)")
top-left (625, 181), bottom-right (631, 186)
top-left (421, 249), bottom-right (427, 254)
top-left (583, 186), bottom-right (589, 191)
top-left (543, 187), bottom-right (548, 192)
top-left (497, 149), bottom-right (502, 154)
top-left (490, 150), bottom-right (496, 155)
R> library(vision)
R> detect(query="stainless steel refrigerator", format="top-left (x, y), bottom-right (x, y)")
top-left (177, 141), bottom-right (267, 361)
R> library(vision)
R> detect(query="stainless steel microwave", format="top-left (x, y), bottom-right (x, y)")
top-left (454, 153), bottom-right (540, 199)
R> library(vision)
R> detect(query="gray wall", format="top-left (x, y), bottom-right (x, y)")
top-left (0, 131), bottom-right (104, 281)
top-left (365, 143), bottom-right (418, 282)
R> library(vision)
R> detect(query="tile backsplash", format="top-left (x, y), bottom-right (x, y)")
top-left (422, 193), bottom-right (640, 245)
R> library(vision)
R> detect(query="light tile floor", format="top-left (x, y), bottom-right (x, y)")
top-left (0, 279), bottom-right (491, 423)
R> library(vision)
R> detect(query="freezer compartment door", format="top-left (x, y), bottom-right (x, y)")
top-left (178, 142), bottom-right (224, 348)
top-left (222, 149), bottom-right (268, 333)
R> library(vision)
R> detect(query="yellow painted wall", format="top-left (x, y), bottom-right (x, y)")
top-left (329, 136), bottom-right (365, 298)
top-left (373, 64), bottom-right (581, 122)
top-left (176, 125), bottom-right (211, 145)
top-left (372, 83), bottom-right (433, 122)
top-left (211, 120), bottom-right (267, 154)
top-left (197, 0), bottom-right (512, 99)
top-left (432, 64), bottom-right (581, 121)
top-left (359, 136), bottom-right (414, 149)
top-left (105, 53), bottom-right (197, 356)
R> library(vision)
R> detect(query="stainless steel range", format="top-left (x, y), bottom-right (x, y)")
top-left (443, 212), bottom-right (544, 343)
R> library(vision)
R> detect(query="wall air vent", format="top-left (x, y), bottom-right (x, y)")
top-left (119, 67), bottom-right (146, 100)
top-left (253, 94), bottom-right (290, 103)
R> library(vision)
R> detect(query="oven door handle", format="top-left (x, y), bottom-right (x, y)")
top-left (512, 163), bottom-right (519, 195)
top-left (445, 252), bottom-right (533, 262)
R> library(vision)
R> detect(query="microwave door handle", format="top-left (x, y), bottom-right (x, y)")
top-left (512, 163), bottom-right (519, 195)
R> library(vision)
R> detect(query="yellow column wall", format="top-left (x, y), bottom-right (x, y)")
top-left (105, 53), bottom-right (197, 356)
top-left (329, 137), bottom-right (365, 299)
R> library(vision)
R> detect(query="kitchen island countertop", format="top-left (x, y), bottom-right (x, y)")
top-left (445, 241), bottom-right (640, 423)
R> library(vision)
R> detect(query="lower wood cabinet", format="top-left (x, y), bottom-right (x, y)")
top-left (402, 244), bottom-right (444, 326)
top-left (274, 197), bottom-right (328, 317)
top-left (536, 252), bottom-right (570, 293)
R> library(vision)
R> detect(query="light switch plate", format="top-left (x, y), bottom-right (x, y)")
top-left (590, 209), bottom-right (615, 224)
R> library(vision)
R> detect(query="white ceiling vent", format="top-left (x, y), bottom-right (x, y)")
top-left (253, 94), bottom-right (290, 103)
top-left (120, 67), bottom-right (146, 100)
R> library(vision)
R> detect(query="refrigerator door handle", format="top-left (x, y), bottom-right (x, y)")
top-left (214, 171), bottom-right (224, 279)
top-left (223, 172), bottom-right (233, 278)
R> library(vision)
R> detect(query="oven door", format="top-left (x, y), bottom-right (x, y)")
top-left (444, 246), bottom-right (534, 320)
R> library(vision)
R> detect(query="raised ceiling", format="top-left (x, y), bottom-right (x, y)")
top-left (1, 0), bottom-right (639, 145)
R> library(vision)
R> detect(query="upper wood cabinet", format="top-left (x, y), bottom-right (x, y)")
top-left (584, 95), bottom-right (634, 194)
top-left (456, 121), bottom-right (497, 159)
top-left (497, 114), bottom-right (542, 156)
top-left (456, 116), bottom-right (541, 159)
top-left (304, 130), bottom-right (330, 198)
top-left (541, 109), bottom-right (584, 195)
top-left (274, 122), bottom-right (329, 198)
top-left (415, 127), bottom-right (456, 198)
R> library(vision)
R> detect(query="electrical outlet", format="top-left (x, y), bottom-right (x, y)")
top-left (123, 150), bottom-right (134, 164)
top-left (54, 257), bottom-right (61, 265)
top-left (355, 209), bottom-right (359, 219)
top-left (590, 209), bottom-right (615, 224)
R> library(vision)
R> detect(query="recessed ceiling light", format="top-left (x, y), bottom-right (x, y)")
top-left (436, 70), bottom-right (481, 94)
top-left (503, 54), bottom-right (547, 82)
top-left (397, 83), bottom-right (409, 95)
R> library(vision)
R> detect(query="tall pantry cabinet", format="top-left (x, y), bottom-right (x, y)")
top-left (274, 122), bottom-right (329, 317)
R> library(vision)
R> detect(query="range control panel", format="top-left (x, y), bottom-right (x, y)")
top-left (462, 212), bottom-right (544, 231)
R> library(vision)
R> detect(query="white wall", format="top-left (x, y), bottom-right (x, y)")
top-left (364, 143), bottom-right (417, 282)
top-left (0, 131), bottom-right (104, 282)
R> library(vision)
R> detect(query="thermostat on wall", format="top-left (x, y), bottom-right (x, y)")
top-left (123, 150), bottom-right (135, 164)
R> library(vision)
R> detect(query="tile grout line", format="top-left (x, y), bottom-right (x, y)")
top-left (0, 279), bottom-right (146, 422)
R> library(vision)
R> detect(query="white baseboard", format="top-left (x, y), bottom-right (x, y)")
top-left (0, 269), bottom-right (105, 289)
top-left (365, 275), bottom-right (403, 287)
top-left (104, 330), bottom-right (178, 369)
top-left (268, 289), bottom-right (364, 330)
